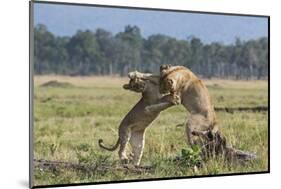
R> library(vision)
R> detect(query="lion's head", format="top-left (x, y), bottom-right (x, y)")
top-left (159, 78), bottom-right (175, 94)
top-left (159, 65), bottom-right (174, 94)
top-left (123, 71), bottom-right (147, 93)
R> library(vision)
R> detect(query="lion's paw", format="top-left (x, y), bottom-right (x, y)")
top-left (173, 95), bottom-right (181, 105)
top-left (168, 94), bottom-right (181, 105)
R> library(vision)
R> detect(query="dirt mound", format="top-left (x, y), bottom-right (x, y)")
top-left (40, 80), bottom-right (74, 88)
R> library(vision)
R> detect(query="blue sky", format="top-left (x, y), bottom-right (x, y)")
top-left (34, 3), bottom-right (268, 44)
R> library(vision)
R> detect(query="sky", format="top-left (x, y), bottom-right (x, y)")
top-left (33, 2), bottom-right (268, 44)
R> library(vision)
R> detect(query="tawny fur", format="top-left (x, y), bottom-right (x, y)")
top-left (154, 65), bottom-right (219, 145)
top-left (99, 67), bottom-right (257, 164)
top-left (98, 72), bottom-right (173, 165)
top-left (145, 65), bottom-right (256, 160)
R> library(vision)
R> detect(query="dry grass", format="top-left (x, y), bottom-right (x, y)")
top-left (32, 75), bottom-right (268, 187)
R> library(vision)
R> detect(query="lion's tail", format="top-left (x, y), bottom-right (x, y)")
top-left (98, 138), bottom-right (120, 151)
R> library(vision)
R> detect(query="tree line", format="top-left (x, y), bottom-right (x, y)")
top-left (34, 24), bottom-right (268, 79)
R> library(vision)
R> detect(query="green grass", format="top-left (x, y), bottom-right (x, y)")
top-left (33, 76), bottom-right (268, 186)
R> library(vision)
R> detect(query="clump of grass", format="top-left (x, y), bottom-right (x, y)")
top-left (50, 143), bottom-right (59, 156)
top-left (75, 144), bottom-right (111, 165)
top-left (175, 146), bottom-right (202, 168)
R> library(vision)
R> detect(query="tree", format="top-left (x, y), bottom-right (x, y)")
top-left (34, 24), bottom-right (56, 74)
top-left (116, 25), bottom-right (143, 75)
top-left (66, 30), bottom-right (101, 75)
top-left (53, 36), bottom-right (70, 74)
top-left (190, 37), bottom-right (203, 75)
top-left (95, 28), bottom-right (115, 75)
top-left (33, 24), bottom-right (268, 79)
top-left (142, 34), bottom-right (169, 73)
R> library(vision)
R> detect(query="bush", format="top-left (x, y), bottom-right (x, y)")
top-left (175, 146), bottom-right (202, 167)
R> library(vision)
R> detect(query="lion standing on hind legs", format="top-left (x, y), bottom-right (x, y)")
top-left (144, 65), bottom-right (257, 162)
top-left (98, 72), bottom-right (174, 166)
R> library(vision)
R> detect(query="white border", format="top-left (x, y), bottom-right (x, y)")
top-left (1, 0), bottom-right (279, 189)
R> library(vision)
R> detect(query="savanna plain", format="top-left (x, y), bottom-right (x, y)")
top-left (33, 75), bottom-right (268, 186)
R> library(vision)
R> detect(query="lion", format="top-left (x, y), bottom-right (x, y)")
top-left (98, 71), bottom-right (174, 166)
top-left (138, 65), bottom-right (257, 161)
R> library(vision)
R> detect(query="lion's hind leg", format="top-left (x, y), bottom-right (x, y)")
top-left (185, 114), bottom-right (213, 146)
top-left (129, 129), bottom-right (145, 166)
top-left (118, 126), bottom-right (132, 164)
top-left (186, 114), bottom-right (229, 158)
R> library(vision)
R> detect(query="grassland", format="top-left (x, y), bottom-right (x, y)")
top-left (33, 75), bottom-right (268, 186)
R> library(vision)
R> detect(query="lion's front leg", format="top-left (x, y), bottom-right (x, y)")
top-left (144, 94), bottom-right (179, 114)
top-left (144, 102), bottom-right (173, 114)
top-left (160, 92), bottom-right (181, 105)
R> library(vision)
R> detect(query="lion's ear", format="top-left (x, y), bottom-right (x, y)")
top-left (128, 71), bottom-right (138, 79)
top-left (123, 84), bottom-right (131, 90)
top-left (160, 64), bottom-right (171, 72)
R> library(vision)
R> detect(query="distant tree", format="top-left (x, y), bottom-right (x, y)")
top-left (116, 25), bottom-right (143, 75)
top-left (190, 37), bottom-right (203, 75)
top-left (66, 30), bottom-right (101, 75)
top-left (95, 28), bottom-right (115, 75)
top-left (34, 24), bottom-right (56, 74)
top-left (256, 37), bottom-right (268, 79)
top-left (34, 24), bottom-right (268, 79)
top-left (53, 36), bottom-right (70, 74)
top-left (142, 34), bottom-right (170, 73)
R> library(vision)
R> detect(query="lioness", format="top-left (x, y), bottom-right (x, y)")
top-left (98, 72), bottom-right (173, 165)
top-left (137, 65), bottom-right (257, 161)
